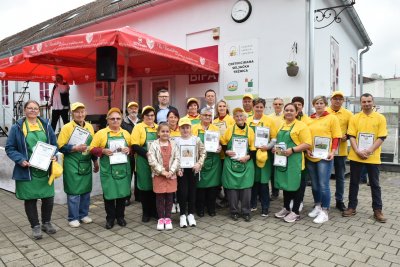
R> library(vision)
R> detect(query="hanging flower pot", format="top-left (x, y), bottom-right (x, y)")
top-left (286, 61), bottom-right (299, 77)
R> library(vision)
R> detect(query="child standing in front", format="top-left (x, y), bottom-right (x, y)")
top-left (148, 123), bottom-right (180, 230)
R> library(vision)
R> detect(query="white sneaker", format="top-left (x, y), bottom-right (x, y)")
top-left (283, 212), bottom-right (300, 223)
top-left (299, 202), bottom-right (304, 212)
top-left (313, 210), bottom-right (329, 224)
top-left (171, 203), bottom-right (177, 214)
top-left (250, 207), bottom-right (257, 212)
top-left (308, 205), bottom-right (322, 218)
top-left (176, 203), bottom-right (180, 213)
top-left (81, 216), bottom-right (93, 224)
top-left (275, 208), bottom-right (290, 218)
top-left (180, 215), bottom-right (187, 228)
top-left (289, 200), bottom-right (293, 210)
top-left (157, 218), bottom-right (165, 230)
top-left (187, 214), bottom-right (196, 227)
top-left (68, 220), bottom-right (80, 228)
top-left (164, 218), bottom-right (173, 230)
top-left (289, 201), bottom-right (304, 212)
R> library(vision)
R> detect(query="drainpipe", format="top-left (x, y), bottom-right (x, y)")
top-left (307, 0), bottom-right (315, 114)
top-left (359, 46), bottom-right (370, 96)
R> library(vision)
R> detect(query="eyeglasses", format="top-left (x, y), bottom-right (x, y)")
top-left (332, 98), bottom-right (344, 101)
top-left (202, 114), bottom-right (212, 117)
top-left (26, 107), bottom-right (39, 111)
top-left (108, 117), bottom-right (121, 121)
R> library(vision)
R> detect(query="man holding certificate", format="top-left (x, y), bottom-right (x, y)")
top-left (305, 96), bottom-right (341, 224)
top-left (343, 93), bottom-right (388, 223)
top-left (90, 108), bottom-right (131, 229)
top-left (247, 98), bottom-right (277, 217)
top-left (58, 102), bottom-right (99, 228)
top-left (221, 107), bottom-right (256, 222)
top-left (5, 100), bottom-right (58, 240)
top-left (192, 107), bottom-right (222, 217)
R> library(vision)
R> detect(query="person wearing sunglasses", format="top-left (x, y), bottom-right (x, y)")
top-left (90, 108), bottom-right (132, 229)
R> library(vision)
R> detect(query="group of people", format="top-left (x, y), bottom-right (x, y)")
top-left (5, 81), bottom-right (387, 239)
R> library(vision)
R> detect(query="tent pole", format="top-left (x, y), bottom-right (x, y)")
top-left (123, 51), bottom-right (128, 117)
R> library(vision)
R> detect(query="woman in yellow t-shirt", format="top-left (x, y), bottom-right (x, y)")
top-left (181, 98), bottom-right (200, 125)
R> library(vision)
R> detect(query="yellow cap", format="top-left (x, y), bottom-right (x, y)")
top-left (256, 150), bottom-right (268, 168)
top-left (187, 97), bottom-right (200, 106)
top-left (71, 102), bottom-right (85, 111)
top-left (331, 91), bottom-right (344, 98)
top-left (232, 107), bottom-right (245, 114)
top-left (178, 117), bottom-right (192, 127)
top-left (127, 101), bottom-right (138, 108)
top-left (107, 107), bottom-right (122, 117)
top-left (48, 160), bottom-right (63, 185)
top-left (142, 105), bottom-right (155, 114)
top-left (243, 93), bottom-right (253, 100)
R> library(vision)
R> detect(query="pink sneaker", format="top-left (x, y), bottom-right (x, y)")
top-left (164, 218), bottom-right (173, 230)
top-left (157, 218), bottom-right (165, 230)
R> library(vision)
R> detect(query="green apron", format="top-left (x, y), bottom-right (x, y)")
top-left (63, 124), bottom-right (93, 195)
top-left (136, 127), bottom-right (157, 191)
top-left (222, 125), bottom-right (255, 189)
top-left (191, 118), bottom-right (201, 125)
top-left (274, 124), bottom-right (302, 191)
top-left (197, 129), bottom-right (222, 188)
top-left (100, 132), bottom-right (131, 200)
top-left (249, 122), bottom-right (272, 184)
top-left (16, 120), bottom-right (54, 200)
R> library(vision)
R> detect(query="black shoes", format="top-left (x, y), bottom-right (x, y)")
top-left (336, 201), bottom-right (346, 212)
top-left (117, 218), bottom-right (127, 227)
top-left (208, 211), bottom-right (216, 217)
top-left (231, 213), bottom-right (239, 221)
top-left (105, 220), bottom-right (114, 229)
top-left (124, 199), bottom-right (131, 206)
top-left (243, 214), bottom-right (251, 222)
top-left (197, 211), bottom-right (205, 217)
top-left (142, 215), bottom-right (150, 223)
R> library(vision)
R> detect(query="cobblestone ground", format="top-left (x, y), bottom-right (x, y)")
top-left (0, 172), bottom-right (399, 267)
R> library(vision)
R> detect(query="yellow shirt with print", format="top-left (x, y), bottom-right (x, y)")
top-left (247, 114), bottom-right (278, 145)
top-left (327, 106), bottom-right (353, 156)
top-left (192, 123), bottom-right (220, 136)
top-left (90, 126), bottom-right (131, 150)
top-left (347, 111), bottom-right (387, 164)
top-left (58, 121), bottom-right (95, 148)
top-left (169, 126), bottom-right (181, 140)
top-left (306, 114), bottom-right (342, 162)
top-left (22, 120), bottom-right (45, 136)
top-left (221, 124), bottom-right (256, 152)
top-left (268, 112), bottom-right (284, 130)
top-left (278, 120), bottom-right (312, 170)
top-left (130, 122), bottom-right (158, 146)
top-left (181, 114), bottom-right (201, 125)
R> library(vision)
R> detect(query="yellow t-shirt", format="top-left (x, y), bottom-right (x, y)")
top-left (247, 114), bottom-right (278, 142)
top-left (192, 123), bottom-right (220, 136)
top-left (268, 112), bottom-right (284, 130)
top-left (90, 126), bottom-right (131, 150)
top-left (130, 122), bottom-right (158, 146)
top-left (327, 106), bottom-right (353, 156)
top-left (213, 115), bottom-right (235, 136)
top-left (221, 124), bottom-right (256, 151)
top-left (278, 120), bottom-right (312, 170)
top-left (181, 114), bottom-right (201, 125)
top-left (298, 113), bottom-right (312, 125)
top-left (58, 121), bottom-right (95, 148)
top-left (246, 110), bottom-right (254, 117)
top-left (306, 113), bottom-right (342, 162)
top-left (169, 125), bottom-right (181, 140)
top-left (22, 120), bottom-right (44, 136)
top-left (347, 111), bottom-right (387, 164)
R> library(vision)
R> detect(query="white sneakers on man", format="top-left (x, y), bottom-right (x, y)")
top-left (180, 215), bottom-right (188, 228)
top-left (81, 216), bottom-right (93, 224)
top-left (308, 205), bottom-right (322, 218)
top-left (187, 214), bottom-right (196, 227)
top-left (313, 210), bottom-right (329, 224)
top-left (68, 220), bottom-right (80, 228)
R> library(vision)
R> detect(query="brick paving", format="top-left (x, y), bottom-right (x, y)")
top-left (0, 172), bottom-right (399, 266)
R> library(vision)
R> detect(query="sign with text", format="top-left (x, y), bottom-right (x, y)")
top-left (189, 74), bottom-right (219, 84)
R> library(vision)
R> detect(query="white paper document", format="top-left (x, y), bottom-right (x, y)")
top-left (312, 136), bottom-right (331, 159)
top-left (358, 133), bottom-right (374, 151)
top-left (67, 126), bottom-right (90, 146)
top-left (255, 127), bottom-right (270, 147)
top-left (214, 121), bottom-right (227, 137)
top-left (204, 131), bottom-right (220, 152)
top-left (232, 138), bottom-right (248, 159)
top-left (108, 139), bottom-right (128, 165)
top-left (29, 141), bottom-right (57, 171)
top-left (180, 145), bottom-right (196, 168)
top-left (273, 143), bottom-right (287, 167)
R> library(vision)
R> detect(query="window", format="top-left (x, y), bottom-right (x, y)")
top-left (1, 80), bottom-right (9, 106)
top-left (39, 82), bottom-right (50, 102)
top-left (95, 82), bottom-right (114, 99)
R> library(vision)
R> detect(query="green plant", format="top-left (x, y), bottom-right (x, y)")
top-left (287, 61), bottom-right (297, 67)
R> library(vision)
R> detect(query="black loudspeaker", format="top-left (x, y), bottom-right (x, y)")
top-left (96, 46), bottom-right (117, 81)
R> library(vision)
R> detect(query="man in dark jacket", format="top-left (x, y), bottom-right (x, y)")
top-left (154, 88), bottom-right (179, 123)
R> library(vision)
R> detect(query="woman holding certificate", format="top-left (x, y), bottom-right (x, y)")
top-left (192, 107), bottom-right (222, 217)
top-left (247, 98), bottom-right (277, 217)
top-left (181, 98), bottom-right (201, 125)
top-left (273, 103), bottom-right (311, 223)
top-left (305, 96), bottom-right (341, 224)
top-left (90, 108), bottom-right (131, 229)
top-left (58, 102), bottom-right (99, 228)
top-left (221, 107), bottom-right (256, 222)
top-left (5, 100), bottom-right (58, 240)
top-left (131, 106), bottom-right (158, 222)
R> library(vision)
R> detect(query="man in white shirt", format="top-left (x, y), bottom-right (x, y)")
top-left (204, 89), bottom-right (216, 119)
top-left (50, 74), bottom-right (70, 131)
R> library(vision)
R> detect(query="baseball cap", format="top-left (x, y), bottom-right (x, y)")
top-left (178, 117), bottom-right (192, 127)
top-left (71, 102), bottom-right (85, 111)
top-left (107, 107), bottom-right (122, 117)
top-left (232, 107), bottom-right (245, 114)
top-left (242, 93), bottom-right (253, 100)
top-left (127, 101), bottom-right (139, 108)
top-left (331, 91), bottom-right (344, 98)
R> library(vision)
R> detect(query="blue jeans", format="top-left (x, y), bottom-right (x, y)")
top-left (333, 156), bottom-right (346, 202)
top-left (67, 192), bottom-right (91, 221)
top-left (306, 159), bottom-right (333, 209)
top-left (348, 161), bottom-right (382, 210)
top-left (250, 182), bottom-right (270, 212)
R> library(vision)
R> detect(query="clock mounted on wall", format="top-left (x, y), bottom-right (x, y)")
top-left (231, 0), bottom-right (252, 23)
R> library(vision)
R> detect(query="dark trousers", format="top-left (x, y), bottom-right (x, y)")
top-left (51, 109), bottom-right (69, 131)
top-left (283, 174), bottom-right (306, 215)
top-left (299, 169), bottom-right (308, 202)
top-left (333, 156), bottom-right (346, 202)
top-left (348, 161), bottom-right (382, 210)
top-left (156, 193), bottom-right (174, 219)
top-left (177, 169), bottom-right (197, 215)
top-left (226, 188), bottom-right (251, 215)
top-left (141, 190), bottom-right (157, 218)
top-left (270, 157), bottom-right (279, 196)
top-left (196, 187), bottom-right (218, 214)
top-left (24, 197), bottom-right (54, 228)
top-left (250, 182), bottom-right (270, 211)
top-left (104, 197), bottom-right (125, 222)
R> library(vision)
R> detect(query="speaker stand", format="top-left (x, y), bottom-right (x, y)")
top-left (107, 81), bottom-right (112, 110)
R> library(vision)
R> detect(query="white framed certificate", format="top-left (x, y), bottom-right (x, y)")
top-left (180, 145), bottom-right (196, 168)
top-left (29, 141), bottom-right (57, 171)
top-left (204, 131), bottom-right (220, 152)
top-left (358, 133), bottom-right (374, 151)
top-left (255, 127), bottom-right (270, 147)
top-left (273, 143), bottom-right (287, 167)
top-left (214, 121), bottom-right (227, 137)
top-left (67, 126), bottom-right (90, 146)
top-left (232, 138), bottom-right (248, 159)
top-left (108, 139), bottom-right (128, 165)
top-left (312, 136), bottom-right (331, 159)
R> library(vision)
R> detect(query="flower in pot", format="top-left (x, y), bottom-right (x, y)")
top-left (286, 61), bottom-right (299, 77)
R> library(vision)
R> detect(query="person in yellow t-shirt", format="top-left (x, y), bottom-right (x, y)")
top-left (305, 96), bottom-right (341, 224)
top-left (181, 98), bottom-right (201, 125)
top-left (342, 93), bottom-right (387, 223)
top-left (327, 91), bottom-right (353, 212)
top-left (242, 94), bottom-right (254, 117)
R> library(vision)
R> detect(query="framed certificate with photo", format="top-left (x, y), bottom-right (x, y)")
top-left (312, 136), bottom-right (331, 159)
top-left (204, 131), bottom-right (220, 152)
top-left (232, 138), bottom-right (248, 159)
top-left (255, 126), bottom-right (270, 147)
top-left (108, 139), bottom-right (128, 165)
top-left (67, 126), bottom-right (90, 146)
top-left (273, 143), bottom-right (287, 167)
top-left (214, 121), bottom-right (227, 137)
top-left (180, 145), bottom-right (196, 168)
top-left (29, 141), bottom-right (57, 171)
top-left (358, 133), bottom-right (374, 151)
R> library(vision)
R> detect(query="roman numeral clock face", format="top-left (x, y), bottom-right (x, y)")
top-left (231, 0), bottom-right (252, 23)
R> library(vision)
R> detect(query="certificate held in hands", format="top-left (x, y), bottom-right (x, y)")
top-left (255, 127), bottom-right (270, 147)
top-left (273, 143), bottom-right (287, 167)
top-left (232, 138), bottom-right (248, 159)
top-left (67, 126), bottom-right (90, 146)
top-left (29, 141), bottom-right (57, 171)
top-left (180, 145), bottom-right (196, 168)
top-left (204, 131), bottom-right (220, 152)
top-left (108, 139), bottom-right (128, 165)
top-left (312, 136), bottom-right (331, 159)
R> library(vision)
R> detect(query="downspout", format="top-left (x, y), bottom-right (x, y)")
top-left (359, 46), bottom-right (370, 96)
top-left (307, 0), bottom-right (315, 114)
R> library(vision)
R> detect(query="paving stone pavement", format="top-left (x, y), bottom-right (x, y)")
top-left (0, 172), bottom-right (399, 267)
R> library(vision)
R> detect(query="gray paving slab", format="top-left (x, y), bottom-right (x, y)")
top-left (0, 171), bottom-right (399, 266)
